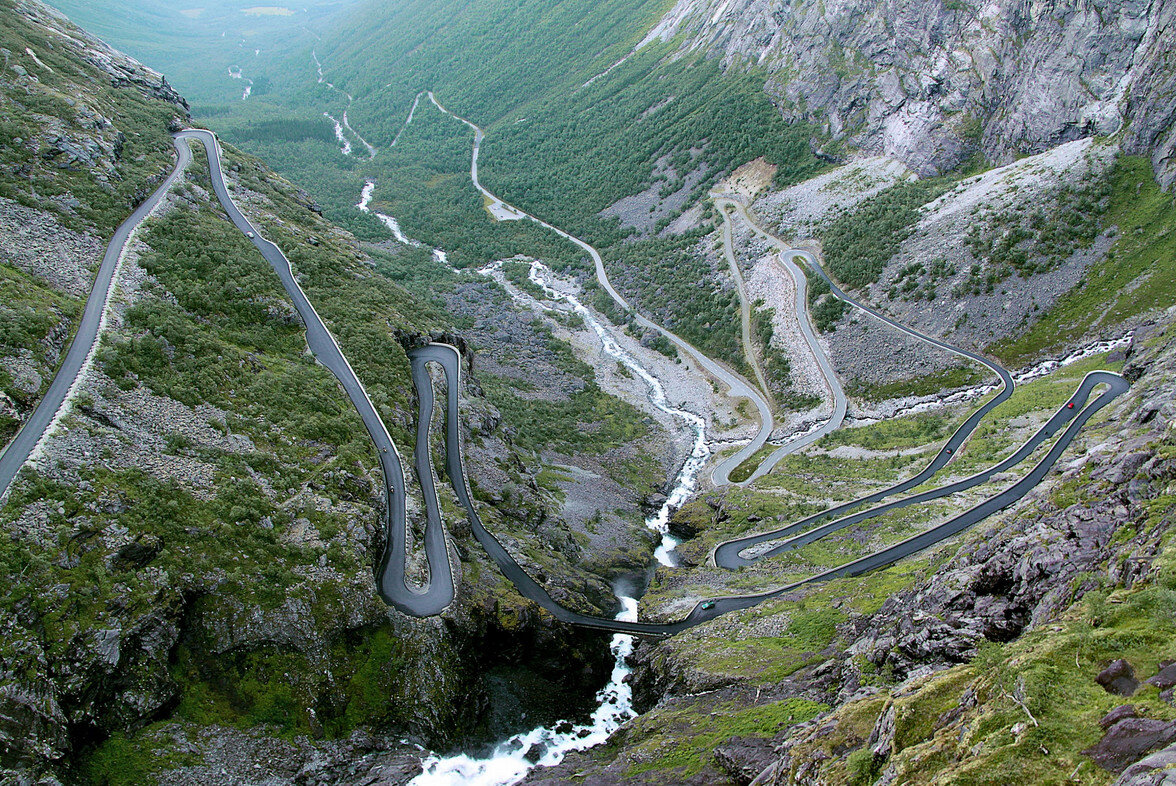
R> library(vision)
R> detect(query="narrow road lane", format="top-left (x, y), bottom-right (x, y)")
top-left (0, 138), bottom-right (193, 501)
top-left (716, 202), bottom-right (772, 401)
top-left (425, 94), bottom-right (778, 485)
top-left (711, 197), bottom-right (848, 485)
top-left (177, 130), bottom-right (456, 617)
top-left (711, 200), bottom-right (1019, 565)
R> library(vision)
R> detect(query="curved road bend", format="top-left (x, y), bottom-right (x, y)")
top-left (712, 197), bottom-right (848, 486)
top-left (188, 131), bottom-right (1130, 634)
top-left (716, 202), bottom-right (772, 401)
top-left (418, 343), bottom-right (1126, 633)
top-left (710, 200), bottom-right (1019, 563)
top-left (423, 93), bottom-right (777, 484)
top-left (727, 200), bottom-right (1013, 471)
top-left (412, 344), bottom-right (717, 635)
top-left (704, 371), bottom-right (1127, 614)
top-left (176, 131), bottom-right (456, 617)
top-left (0, 138), bottom-right (194, 502)
top-left (714, 370), bottom-right (1117, 569)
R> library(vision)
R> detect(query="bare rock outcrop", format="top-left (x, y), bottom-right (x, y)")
top-left (14, 0), bottom-right (188, 112)
top-left (640, 0), bottom-right (1176, 188)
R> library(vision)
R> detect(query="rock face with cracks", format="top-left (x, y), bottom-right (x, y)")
top-left (642, 0), bottom-right (1176, 189)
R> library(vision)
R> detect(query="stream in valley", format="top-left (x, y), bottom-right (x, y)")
top-left (354, 186), bottom-right (713, 781)
top-left (407, 258), bottom-right (717, 782)
top-left (408, 597), bottom-right (639, 785)
top-left (521, 259), bottom-right (711, 567)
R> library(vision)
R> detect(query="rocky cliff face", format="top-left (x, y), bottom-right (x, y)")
top-left (644, 0), bottom-right (1176, 188)
top-left (11, 0), bottom-right (187, 110)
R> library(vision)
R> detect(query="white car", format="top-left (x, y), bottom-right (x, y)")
top-left (246, 231), bottom-right (255, 238)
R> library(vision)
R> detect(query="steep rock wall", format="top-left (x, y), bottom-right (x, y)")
top-left (643, 0), bottom-right (1176, 187)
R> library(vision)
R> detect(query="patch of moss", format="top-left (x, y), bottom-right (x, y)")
top-left (79, 729), bottom-right (196, 786)
top-left (626, 697), bottom-right (828, 778)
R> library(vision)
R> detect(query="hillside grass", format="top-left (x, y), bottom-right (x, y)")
top-left (0, 0), bottom-right (184, 448)
top-left (0, 264), bottom-right (82, 444)
top-left (990, 155), bottom-right (1176, 365)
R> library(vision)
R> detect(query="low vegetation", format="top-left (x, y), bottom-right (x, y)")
top-left (990, 156), bottom-right (1176, 364)
top-left (820, 179), bottom-right (952, 289)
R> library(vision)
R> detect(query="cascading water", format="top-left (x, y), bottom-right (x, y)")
top-left (355, 180), bottom-right (416, 242)
top-left (356, 181), bottom-right (375, 213)
top-left (357, 180), bottom-right (453, 263)
top-left (408, 597), bottom-right (639, 786)
top-left (488, 258), bottom-right (712, 566)
top-left (227, 65), bottom-right (252, 100)
top-left (324, 112), bottom-right (351, 155)
top-left (353, 185), bottom-right (710, 780)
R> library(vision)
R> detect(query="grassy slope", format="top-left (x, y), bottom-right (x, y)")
top-left (1, 183), bottom-right (419, 771)
top-left (304, 0), bottom-right (674, 125)
top-left (0, 0), bottom-right (184, 445)
top-left (991, 155), bottom-right (1176, 365)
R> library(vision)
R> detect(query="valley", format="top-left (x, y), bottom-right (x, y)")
top-left (2, 0), bottom-right (1176, 784)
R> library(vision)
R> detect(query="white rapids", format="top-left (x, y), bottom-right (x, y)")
top-left (356, 181), bottom-right (455, 264)
top-left (408, 596), bottom-right (639, 786)
top-left (227, 65), bottom-right (252, 100)
top-left (324, 112), bottom-right (351, 155)
top-left (484, 258), bottom-right (712, 567)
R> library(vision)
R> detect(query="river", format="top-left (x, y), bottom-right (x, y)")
top-left (515, 258), bottom-right (712, 566)
top-left (357, 191), bottom-right (710, 781)
top-left (408, 596), bottom-right (639, 785)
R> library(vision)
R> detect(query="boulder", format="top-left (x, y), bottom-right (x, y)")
top-left (1098, 660), bottom-right (1140, 697)
top-left (1113, 742), bottom-right (1176, 785)
top-left (1146, 662), bottom-right (1176, 691)
top-left (1085, 718), bottom-right (1176, 773)
top-left (1101, 706), bottom-right (1140, 729)
top-left (714, 736), bottom-right (780, 785)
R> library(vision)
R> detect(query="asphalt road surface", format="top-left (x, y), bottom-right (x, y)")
top-left (0, 137), bottom-right (193, 501)
top-left (711, 197), bottom-right (848, 485)
top-left (426, 94), bottom-right (778, 489)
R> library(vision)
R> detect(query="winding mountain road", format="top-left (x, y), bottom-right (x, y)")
top-left (717, 202), bottom-right (772, 401)
top-left (407, 97), bottom-right (1128, 630)
top-left (711, 197), bottom-right (848, 485)
top-left (701, 370), bottom-right (1126, 615)
top-left (411, 345), bottom-right (1126, 632)
top-left (0, 137), bottom-right (194, 502)
top-left (177, 130), bottom-right (456, 617)
top-left (0, 124), bottom-right (1131, 638)
top-left (709, 200), bottom-right (1024, 564)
